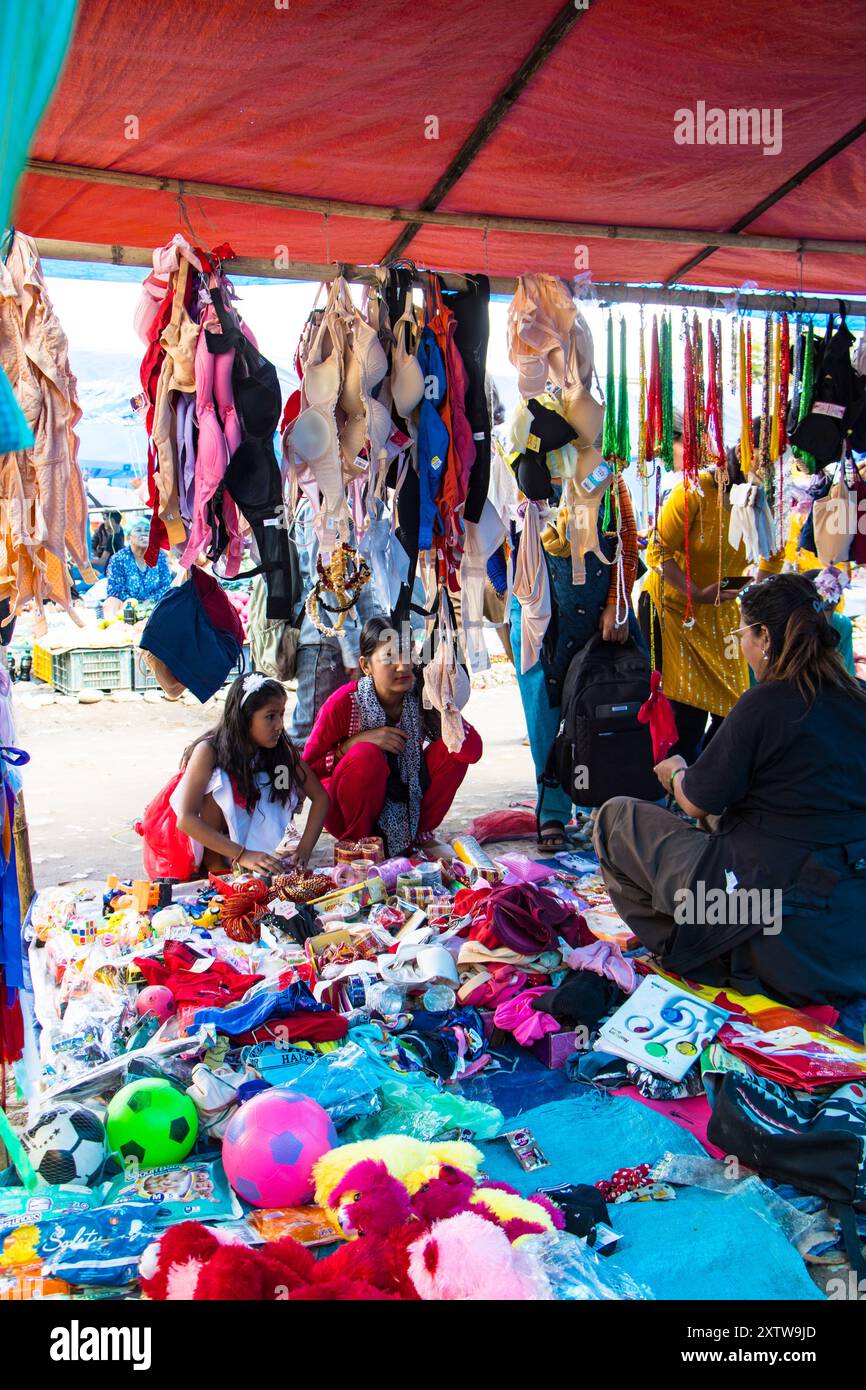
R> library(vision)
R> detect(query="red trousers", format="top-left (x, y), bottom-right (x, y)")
top-left (322, 726), bottom-right (482, 843)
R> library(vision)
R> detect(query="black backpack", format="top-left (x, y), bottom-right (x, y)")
top-left (542, 634), bottom-right (659, 809)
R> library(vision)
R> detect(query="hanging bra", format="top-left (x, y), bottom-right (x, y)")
top-left (422, 584), bottom-right (469, 754)
top-left (339, 304), bottom-right (389, 477)
top-left (287, 280), bottom-right (351, 552)
top-left (304, 322), bottom-right (342, 408)
top-left (559, 336), bottom-right (604, 447)
top-left (159, 259), bottom-right (199, 393)
top-left (508, 274), bottom-right (578, 399)
top-left (391, 292), bottom-right (425, 419)
top-left (563, 449), bottom-right (613, 585)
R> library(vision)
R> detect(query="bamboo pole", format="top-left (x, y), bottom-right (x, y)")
top-left (32, 239), bottom-right (866, 314)
top-left (25, 159), bottom-right (866, 258)
top-left (13, 793), bottom-right (35, 922)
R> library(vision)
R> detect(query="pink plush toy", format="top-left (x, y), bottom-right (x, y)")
top-left (408, 1212), bottom-right (553, 1301)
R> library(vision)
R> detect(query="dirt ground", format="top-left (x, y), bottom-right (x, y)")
top-left (13, 667), bottom-right (533, 887)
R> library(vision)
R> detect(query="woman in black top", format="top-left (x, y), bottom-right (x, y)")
top-left (594, 573), bottom-right (866, 1006)
top-left (91, 511), bottom-right (124, 572)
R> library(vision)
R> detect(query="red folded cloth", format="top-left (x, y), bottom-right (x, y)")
top-left (231, 1014), bottom-right (349, 1048)
top-left (134, 940), bottom-right (263, 1010)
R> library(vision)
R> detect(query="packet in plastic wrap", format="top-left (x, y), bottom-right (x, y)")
top-left (0, 1186), bottom-right (101, 1239)
top-left (38, 1202), bottom-right (159, 1286)
top-left (248, 1205), bottom-right (338, 1247)
top-left (99, 1158), bottom-right (241, 1226)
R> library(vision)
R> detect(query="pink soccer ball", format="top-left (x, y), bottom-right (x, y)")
top-left (136, 985), bottom-right (175, 1022)
top-left (221, 1089), bottom-right (338, 1208)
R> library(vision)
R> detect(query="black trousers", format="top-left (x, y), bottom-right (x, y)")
top-left (637, 590), bottom-right (724, 765)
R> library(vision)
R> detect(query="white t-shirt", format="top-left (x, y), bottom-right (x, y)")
top-left (170, 765), bottom-right (299, 866)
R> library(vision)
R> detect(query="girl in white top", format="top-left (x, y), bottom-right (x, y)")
top-left (172, 672), bottom-right (328, 874)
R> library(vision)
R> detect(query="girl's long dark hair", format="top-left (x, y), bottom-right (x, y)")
top-left (186, 675), bottom-right (304, 808)
top-left (740, 573), bottom-right (866, 707)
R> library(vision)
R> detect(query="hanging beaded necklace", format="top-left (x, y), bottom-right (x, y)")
top-left (306, 542), bottom-right (371, 637)
top-left (706, 318), bottom-right (727, 603)
top-left (738, 321), bottom-right (753, 477)
top-left (660, 312), bottom-right (674, 470)
top-left (637, 308), bottom-right (653, 538)
top-left (645, 312), bottom-right (662, 463)
top-left (777, 314), bottom-right (791, 549)
top-left (680, 313), bottom-right (700, 628)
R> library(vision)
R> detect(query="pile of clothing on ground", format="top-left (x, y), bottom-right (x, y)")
top-left (2, 829), bottom-right (866, 1299)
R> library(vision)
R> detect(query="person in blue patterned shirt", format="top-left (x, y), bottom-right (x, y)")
top-left (105, 516), bottom-right (173, 616)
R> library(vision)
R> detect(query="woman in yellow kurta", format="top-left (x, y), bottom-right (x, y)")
top-left (640, 417), bottom-right (750, 762)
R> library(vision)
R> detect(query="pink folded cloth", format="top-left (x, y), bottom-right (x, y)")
top-left (494, 986), bottom-right (561, 1046)
top-left (563, 940), bottom-right (636, 993)
top-left (460, 967), bottom-right (530, 1010)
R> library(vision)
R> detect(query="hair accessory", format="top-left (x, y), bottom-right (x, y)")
top-left (241, 672), bottom-right (269, 705)
top-left (813, 565), bottom-right (850, 607)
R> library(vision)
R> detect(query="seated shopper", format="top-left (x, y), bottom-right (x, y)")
top-left (595, 573), bottom-right (866, 1007)
top-left (304, 615), bottom-right (482, 855)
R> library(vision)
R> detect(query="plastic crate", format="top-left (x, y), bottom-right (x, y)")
top-left (51, 647), bottom-right (133, 696)
top-left (132, 648), bottom-right (161, 691)
top-left (32, 643), bottom-right (53, 684)
top-left (131, 643), bottom-right (251, 693)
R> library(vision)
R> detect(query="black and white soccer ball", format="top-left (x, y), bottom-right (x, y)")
top-left (22, 1104), bottom-right (108, 1187)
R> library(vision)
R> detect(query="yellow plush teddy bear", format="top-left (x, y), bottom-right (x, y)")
top-left (313, 1135), bottom-right (562, 1243)
top-left (314, 1135), bottom-right (483, 1210)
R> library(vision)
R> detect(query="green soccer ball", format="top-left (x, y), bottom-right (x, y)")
top-left (106, 1078), bottom-right (198, 1169)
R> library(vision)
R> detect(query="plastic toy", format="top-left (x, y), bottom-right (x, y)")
top-left (106, 875), bottom-right (174, 913)
top-left (313, 1139), bottom-right (563, 1243)
top-left (21, 1104), bottom-right (108, 1188)
top-left (149, 905), bottom-right (192, 936)
top-left (136, 986), bottom-right (176, 1022)
top-left (221, 1089), bottom-right (337, 1208)
top-left (106, 1078), bottom-right (198, 1169)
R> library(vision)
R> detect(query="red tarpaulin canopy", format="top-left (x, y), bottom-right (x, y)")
top-left (14, 0), bottom-right (866, 293)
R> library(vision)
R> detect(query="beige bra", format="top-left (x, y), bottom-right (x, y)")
top-left (391, 293), bottom-right (425, 419)
top-left (160, 259), bottom-right (199, 394)
top-left (339, 308), bottom-right (389, 476)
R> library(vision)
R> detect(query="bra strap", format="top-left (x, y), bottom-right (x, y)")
top-left (170, 257), bottom-right (190, 329)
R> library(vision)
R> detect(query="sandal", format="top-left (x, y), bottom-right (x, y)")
top-left (537, 821), bottom-right (567, 849)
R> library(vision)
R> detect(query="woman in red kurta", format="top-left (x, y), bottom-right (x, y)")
top-left (303, 616), bottom-right (482, 854)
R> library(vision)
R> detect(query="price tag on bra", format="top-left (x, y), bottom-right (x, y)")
top-left (580, 460), bottom-right (612, 494)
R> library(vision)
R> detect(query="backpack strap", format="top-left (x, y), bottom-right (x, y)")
top-left (829, 1200), bottom-right (866, 1279)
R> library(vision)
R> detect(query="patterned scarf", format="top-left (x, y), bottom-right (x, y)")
top-left (354, 675), bottom-right (424, 856)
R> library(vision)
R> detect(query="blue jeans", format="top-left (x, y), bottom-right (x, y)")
top-left (510, 597), bottom-right (572, 826)
top-left (288, 641), bottom-right (349, 744)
